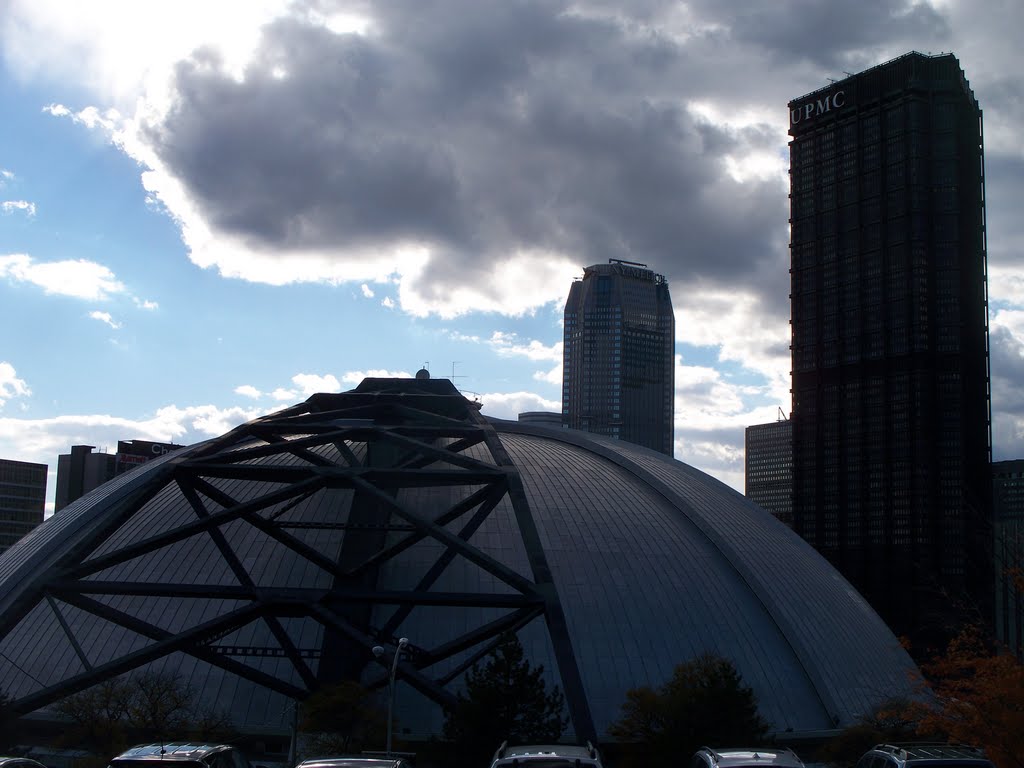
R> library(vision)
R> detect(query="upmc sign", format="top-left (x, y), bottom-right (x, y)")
top-left (790, 90), bottom-right (846, 126)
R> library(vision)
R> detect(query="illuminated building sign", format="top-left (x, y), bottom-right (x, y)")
top-left (790, 90), bottom-right (847, 126)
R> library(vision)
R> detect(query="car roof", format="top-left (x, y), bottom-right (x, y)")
top-left (698, 748), bottom-right (805, 768)
top-left (493, 745), bottom-right (601, 763)
top-left (297, 760), bottom-right (406, 768)
top-left (868, 745), bottom-right (992, 764)
top-left (0, 760), bottom-right (46, 767)
top-left (113, 745), bottom-right (233, 761)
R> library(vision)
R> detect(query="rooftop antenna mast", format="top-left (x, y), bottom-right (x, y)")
top-left (451, 361), bottom-right (467, 384)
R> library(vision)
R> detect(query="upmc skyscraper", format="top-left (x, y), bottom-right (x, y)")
top-left (788, 52), bottom-right (992, 643)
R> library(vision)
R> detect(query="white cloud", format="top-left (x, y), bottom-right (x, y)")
top-left (291, 373), bottom-right (341, 395)
top-left (339, 369), bottom-right (413, 386)
top-left (533, 363), bottom-right (563, 386)
top-left (381, 297), bottom-right (395, 308)
top-left (237, 375), bottom-right (341, 402)
top-left (0, 402), bottom-right (266, 467)
top-left (0, 362), bottom-right (32, 407)
top-left (134, 297), bottom-right (159, 310)
top-left (488, 332), bottom-right (563, 362)
top-left (0, 254), bottom-right (126, 300)
top-left (675, 362), bottom-right (749, 427)
top-left (397, 253), bottom-right (580, 319)
top-left (2, 200), bottom-right (36, 216)
top-left (7, 1), bottom-right (292, 109)
top-left (478, 391), bottom-right (560, 421)
top-left (89, 310), bottom-right (121, 329)
top-left (360, 283), bottom-right (374, 298)
top-left (992, 309), bottom-right (1024, 349)
top-left (675, 286), bottom-right (790, 407)
top-left (447, 330), bottom-right (563, 386)
top-left (180, 404), bottom-right (267, 436)
top-left (0, 170), bottom-right (14, 184)
top-left (989, 263), bottom-right (1024, 307)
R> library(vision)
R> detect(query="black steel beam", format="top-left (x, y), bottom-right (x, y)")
top-left (178, 463), bottom-right (505, 489)
top-left (476, 418), bottom-right (598, 744)
top-left (188, 475), bottom-right (350, 582)
top-left (46, 595), bottom-right (93, 672)
top-left (379, 486), bottom-right (510, 637)
top-left (311, 604), bottom-right (457, 710)
top-left (181, 481), bottom-right (319, 691)
top-left (427, 606), bottom-right (543, 680)
top-left (348, 474), bottom-right (540, 596)
top-left (61, 475), bottom-right (326, 580)
top-left (345, 482), bottom-right (502, 577)
top-left (48, 581), bottom-right (543, 608)
top-left (11, 596), bottom-right (305, 716)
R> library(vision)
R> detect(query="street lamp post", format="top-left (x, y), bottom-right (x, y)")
top-left (372, 637), bottom-right (409, 756)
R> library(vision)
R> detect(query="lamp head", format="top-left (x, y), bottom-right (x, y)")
top-left (372, 645), bottom-right (385, 658)
top-left (397, 637), bottom-right (409, 648)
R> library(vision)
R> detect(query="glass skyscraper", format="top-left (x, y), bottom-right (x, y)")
top-left (788, 52), bottom-right (992, 644)
top-left (562, 259), bottom-right (675, 455)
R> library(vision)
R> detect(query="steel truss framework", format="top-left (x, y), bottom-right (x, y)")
top-left (1, 378), bottom-right (596, 741)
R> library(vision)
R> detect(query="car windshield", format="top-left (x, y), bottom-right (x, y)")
top-left (111, 762), bottom-right (205, 768)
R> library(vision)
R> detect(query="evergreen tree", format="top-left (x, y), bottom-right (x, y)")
top-left (609, 653), bottom-right (770, 766)
top-left (443, 634), bottom-right (566, 765)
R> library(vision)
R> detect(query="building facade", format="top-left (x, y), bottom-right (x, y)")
top-left (993, 460), bottom-right (1024, 657)
top-left (562, 259), bottom-right (675, 455)
top-left (0, 459), bottom-right (47, 553)
top-left (55, 440), bottom-right (184, 512)
top-left (789, 52), bottom-right (992, 644)
top-left (55, 446), bottom-right (116, 513)
top-left (745, 417), bottom-right (793, 526)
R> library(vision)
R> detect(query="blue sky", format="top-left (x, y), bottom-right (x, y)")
top-left (2, 0), bottom-right (1024, 512)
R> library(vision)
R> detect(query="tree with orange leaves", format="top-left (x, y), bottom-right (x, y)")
top-left (898, 625), bottom-right (1024, 768)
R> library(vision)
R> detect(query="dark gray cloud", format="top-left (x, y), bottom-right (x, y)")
top-left (140, 0), bottom-right (808, 304)
top-left (139, 0), bottom-right (1021, 339)
top-left (713, 0), bottom-right (951, 70)
top-left (990, 326), bottom-right (1024, 460)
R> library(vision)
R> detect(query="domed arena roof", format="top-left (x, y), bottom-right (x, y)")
top-left (0, 378), bottom-right (917, 741)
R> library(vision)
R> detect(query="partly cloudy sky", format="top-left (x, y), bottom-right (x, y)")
top-left (2, 0), bottom-right (1023, 512)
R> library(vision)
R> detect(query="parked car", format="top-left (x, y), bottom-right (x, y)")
top-left (855, 744), bottom-right (995, 768)
top-left (296, 758), bottom-right (413, 768)
top-left (107, 743), bottom-right (252, 768)
top-left (490, 742), bottom-right (603, 768)
top-left (691, 747), bottom-right (806, 768)
top-left (0, 758), bottom-right (48, 768)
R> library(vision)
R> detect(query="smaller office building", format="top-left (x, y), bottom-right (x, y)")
top-left (0, 459), bottom-right (47, 553)
top-left (55, 440), bottom-right (184, 512)
top-left (745, 417), bottom-right (793, 526)
top-left (993, 459), bottom-right (1024, 656)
